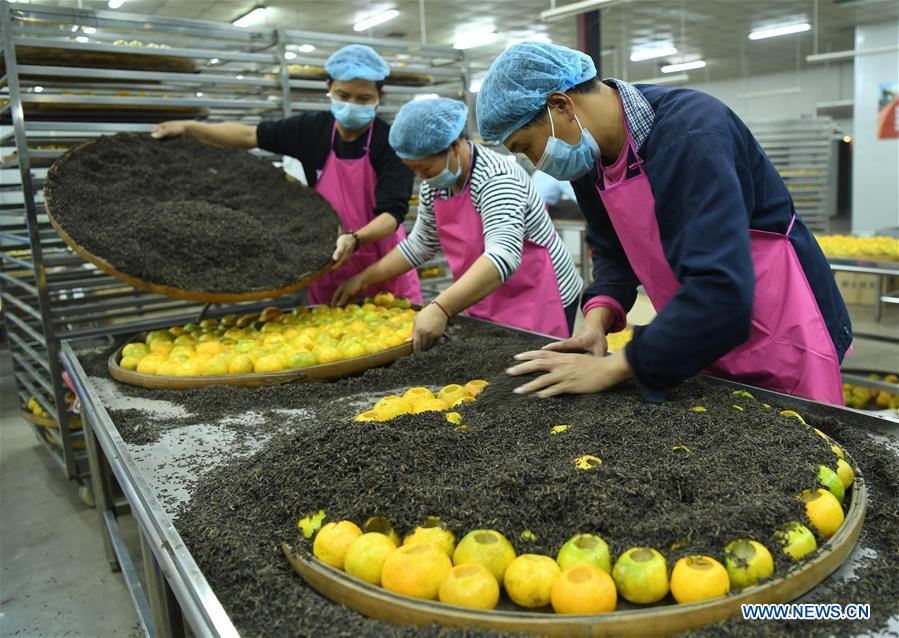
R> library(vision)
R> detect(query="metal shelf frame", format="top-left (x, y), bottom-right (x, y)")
top-left (748, 118), bottom-right (837, 234)
top-left (0, 0), bottom-right (469, 480)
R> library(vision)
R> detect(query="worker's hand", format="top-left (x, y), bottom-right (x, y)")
top-left (506, 349), bottom-right (632, 398)
top-left (542, 320), bottom-right (607, 357)
top-left (412, 303), bottom-right (448, 352)
top-left (332, 275), bottom-right (365, 307)
top-left (152, 120), bottom-right (191, 139)
top-left (332, 233), bottom-right (357, 268)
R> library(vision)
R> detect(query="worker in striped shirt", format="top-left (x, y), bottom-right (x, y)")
top-left (333, 97), bottom-right (582, 351)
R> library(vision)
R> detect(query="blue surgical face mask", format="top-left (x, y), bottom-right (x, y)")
top-left (534, 106), bottom-right (599, 181)
top-left (330, 98), bottom-right (378, 130)
top-left (423, 147), bottom-right (461, 190)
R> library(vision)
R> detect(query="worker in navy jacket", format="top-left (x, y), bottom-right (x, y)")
top-left (477, 42), bottom-right (851, 404)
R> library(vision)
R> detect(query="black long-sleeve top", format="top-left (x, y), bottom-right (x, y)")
top-left (256, 111), bottom-right (414, 226)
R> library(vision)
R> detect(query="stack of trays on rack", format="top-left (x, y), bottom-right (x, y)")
top-left (0, 44), bottom-right (206, 122)
top-left (21, 393), bottom-right (84, 450)
top-left (286, 64), bottom-right (433, 86)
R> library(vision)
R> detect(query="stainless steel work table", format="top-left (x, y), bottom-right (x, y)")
top-left (60, 338), bottom-right (899, 638)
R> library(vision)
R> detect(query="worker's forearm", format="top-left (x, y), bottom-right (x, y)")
top-left (358, 248), bottom-right (413, 288)
top-left (584, 306), bottom-right (616, 333)
top-left (436, 256), bottom-right (502, 316)
top-left (184, 122), bottom-right (258, 149)
top-left (355, 212), bottom-right (399, 246)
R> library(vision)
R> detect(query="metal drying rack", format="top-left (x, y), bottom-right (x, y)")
top-left (0, 0), bottom-right (470, 480)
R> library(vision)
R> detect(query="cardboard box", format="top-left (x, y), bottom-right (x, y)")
top-left (833, 273), bottom-right (899, 306)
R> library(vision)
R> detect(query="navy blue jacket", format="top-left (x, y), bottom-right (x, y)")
top-left (573, 84), bottom-right (852, 401)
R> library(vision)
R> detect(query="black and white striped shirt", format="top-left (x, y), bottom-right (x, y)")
top-left (397, 144), bottom-right (583, 307)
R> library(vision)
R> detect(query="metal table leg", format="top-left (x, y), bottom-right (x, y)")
top-left (82, 411), bottom-right (119, 571)
top-left (140, 529), bottom-right (186, 638)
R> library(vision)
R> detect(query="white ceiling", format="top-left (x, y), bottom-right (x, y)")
top-left (11, 0), bottom-right (899, 82)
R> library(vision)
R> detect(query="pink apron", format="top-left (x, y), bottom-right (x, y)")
top-left (433, 145), bottom-right (570, 338)
top-left (308, 123), bottom-right (422, 305)
top-left (595, 108), bottom-right (844, 405)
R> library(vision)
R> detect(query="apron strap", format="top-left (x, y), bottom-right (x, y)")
top-left (596, 91), bottom-right (645, 190)
top-left (786, 213), bottom-right (797, 238)
top-left (330, 121), bottom-right (376, 156)
top-left (363, 121), bottom-right (375, 154)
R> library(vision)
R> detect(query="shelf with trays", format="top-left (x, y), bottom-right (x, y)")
top-left (0, 2), bottom-right (469, 480)
top-left (748, 118), bottom-right (836, 233)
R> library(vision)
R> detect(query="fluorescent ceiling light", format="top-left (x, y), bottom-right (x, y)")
top-left (737, 86), bottom-right (801, 99)
top-left (807, 44), bottom-right (899, 62)
top-left (284, 51), bottom-right (297, 60)
top-left (353, 9), bottom-right (399, 32)
top-left (233, 6), bottom-right (267, 28)
top-left (107, 0), bottom-right (125, 8)
top-left (749, 22), bottom-right (810, 40)
top-left (507, 34), bottom-right (552, 48)
top-left (33, 86), bottom-right (44, 93)
top-left (297, 44), bottom-right (316, 53)
top-left (413, 93), bottom-right (440, 100)
top-left (75, 36), bottom-right (89, 43)
top-left (209, 57), bottom-right (220, 65)
top-left (454, 28), bottom-right (498, 50)
top-left (82, 26), bottom-right (97, 35)
top-left (661, 60), bottom-right (705, 73)
top-left (236, 74), bottom-right (245, 80)
top-left (630, 45), bottom-right (677, 62)
top-left (70, 25), bottom-right (79, 32)
top-left (540, 0), bottom-right (631, 22)
top-left (632, 73), bottom-right (688, 85)
top-left (196, 91), bottom-right (204, 97)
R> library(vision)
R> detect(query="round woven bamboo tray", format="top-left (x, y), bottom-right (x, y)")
top-left (282, 465), bottom-right (866, 637)
top-left (107, 331), bottom-right (413, 389)
top-left (44, 429), bottom-right (86, 450)
top-left (21, 410), bottom-right (83, 431)
top-left (44, 137), bottom-right (336, 303)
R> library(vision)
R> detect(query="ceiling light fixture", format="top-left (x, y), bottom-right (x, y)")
top-left (75, 36), bottom-right (89, 43)
top-left (107, 0), bottom-right (125, 8)
top-left (209, 57), bottom-right (220, 65)
top-left (353, 9), bottom-right (399, 32)
top-left (297, 44), bottom-right (316, 53)
top-left (540, 0), bottom-right (632, 22)
top-left (736, 86), bottom-right (801, 99)
top-left (33, 86), bottom-right (44, 93)
top-left (661, 60), bottom-right (706, 73)
top-left (284, 51), bottom-right (297, 60)
top-left (82, 26), bottom-right (97, 35)
top-left (232, 6), bottom-right (267, 28)
top-left (196, 91), bottom-right (204, 97)
top-left (454, 28), bottom-right (498, 50)
top-left (630, 45), bottom-right (677, 62)
top-left (807, 44), bottom-right (899, 62)
top-left (413, 93), bottom-right (440, 100)
top-left (632, 73), bottom-right (689, 85)
top-left (749, 22), bottom-right (810, 40)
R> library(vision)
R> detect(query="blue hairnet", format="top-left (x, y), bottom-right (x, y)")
top-left (389, 98), bottom-right (469, 159)
top-left (476, 42), bottom-right (596, 143)
top-left (325, 44), bottom-right (390, 82)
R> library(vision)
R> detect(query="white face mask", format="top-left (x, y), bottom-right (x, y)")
top-left (423, 147), bottom-right (462, 190)
top-left (533, 106), bottom-right (600, 181)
